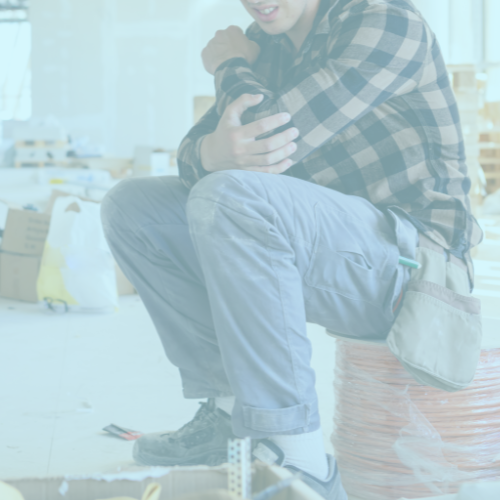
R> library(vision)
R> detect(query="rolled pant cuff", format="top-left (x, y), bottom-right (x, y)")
top-left (232, 402), bottom-right (320, 438)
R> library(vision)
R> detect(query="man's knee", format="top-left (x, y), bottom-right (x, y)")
top-left (189, 170), bottom-right (254, 198)
top-left (101, 178), bottom-right (139, 232)
top-left (188, 170), bottom-right (265, 211)
top-left (186, 170), bottom-right (263, 227)
top-left (101, 176), bottom-right (188, 235)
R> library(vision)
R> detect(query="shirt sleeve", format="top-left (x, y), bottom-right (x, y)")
top-left (177, 104), bottom-right (219, 189)
top-left (214, 3), bottom-right (428, 166)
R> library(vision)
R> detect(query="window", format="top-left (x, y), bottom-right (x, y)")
top-left (0, 0), bottom-right (31, 120)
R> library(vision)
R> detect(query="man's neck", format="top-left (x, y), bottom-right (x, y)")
top-left (285, 0), bottom-right (322, 53)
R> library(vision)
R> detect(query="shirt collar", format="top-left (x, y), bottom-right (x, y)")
top-left (268, 0), bottom-right (341, 51)
top-left (314, 0), bottom-right (341, 35)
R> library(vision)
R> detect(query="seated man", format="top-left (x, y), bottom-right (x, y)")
top-left (101, 0), bottom-right (482, 498)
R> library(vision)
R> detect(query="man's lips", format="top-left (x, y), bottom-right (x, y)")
top-left (253, 5), bottom-right (279, 22)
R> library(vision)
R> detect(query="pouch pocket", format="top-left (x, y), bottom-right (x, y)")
top-left (387, 280), bottom-right (482, 392)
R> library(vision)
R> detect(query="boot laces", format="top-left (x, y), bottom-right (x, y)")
top-left (162, 399), bottom-right (219, 443)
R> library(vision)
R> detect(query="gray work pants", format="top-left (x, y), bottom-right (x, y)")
top-left (101, 171), bottom-right (418, 438)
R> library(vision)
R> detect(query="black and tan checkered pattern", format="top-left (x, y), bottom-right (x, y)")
top-left (177, 0), bottom-right (482, 284)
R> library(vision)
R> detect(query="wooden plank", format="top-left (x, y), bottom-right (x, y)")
top-left (15, 140), bottom-right (69, 149)
top-left (14, 160), bottom-right (69, 169)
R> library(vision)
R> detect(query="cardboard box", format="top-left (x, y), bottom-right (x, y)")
top-left (3, 463), bottom-right (321, 500)
top-left (0, 253), bottom-right (42, 302)
top-left (1, 209), bottom-right (51, 256)
top-left (0, 209), bottom-right (51, 303)
top-left (133, 147), bottom-right (171, 177)
top-left (116, 262), bottom-right (136, 296)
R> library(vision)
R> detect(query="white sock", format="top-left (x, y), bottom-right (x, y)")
top-left (215, 396), bottom-right (235, 415)
top-left (270, 428), bottom-right (329, 481)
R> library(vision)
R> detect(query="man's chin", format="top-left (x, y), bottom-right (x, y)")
top-left (255, 20), bottom-right (289, 36)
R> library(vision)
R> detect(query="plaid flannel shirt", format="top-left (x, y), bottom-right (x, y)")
top-left (177, 0), bottom-right (483, 284)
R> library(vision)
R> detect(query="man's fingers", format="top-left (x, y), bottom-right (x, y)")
top-left (254, 142), bottom-right (297, 166)
top-left (227, 94), bottom-right (265, 123)
top-left (245, 127), bottom-right (299, 155)
top-left (240, 112), bottom-right (292, 140)
top-left (242, 159), bottom-right (293, 175)
top-left (237, 141), bottom-right (297, 167)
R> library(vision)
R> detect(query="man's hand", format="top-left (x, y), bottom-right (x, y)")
top-left (202, 26), bottom-right (261, 75)
top-left (200, 94), bottom-right (299, 174)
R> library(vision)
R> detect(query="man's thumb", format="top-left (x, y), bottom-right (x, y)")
top-left (228, 94), bottom-right (264, 121)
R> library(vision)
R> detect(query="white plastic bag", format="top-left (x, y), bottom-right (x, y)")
top-left (37, 196), bottom-right (118, 313)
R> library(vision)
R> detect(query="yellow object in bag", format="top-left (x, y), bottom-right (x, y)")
top-left (37, 241), bottom-right (79, 307)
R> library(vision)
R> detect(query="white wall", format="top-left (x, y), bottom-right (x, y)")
top-left (411, 0), bottom-right (451, 62)
top-left (412, 0), bottom-right (500, 103)
top-left (30, 0), bottom-right (252, 157)
top-left (412, 0), bottom-right (484, 66)
top-left (484, 0), bottom-right (500, 102)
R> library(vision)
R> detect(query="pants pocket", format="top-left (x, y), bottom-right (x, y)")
top-left (304, 203), bottom-right (398, 308)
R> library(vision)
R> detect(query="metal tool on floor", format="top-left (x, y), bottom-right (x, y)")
top-left (228, 438), bottom-right (252, 499)
top-left (227, 438), bottom-right (300, 500)
top-left (102, 423), bottom-right (143, 441)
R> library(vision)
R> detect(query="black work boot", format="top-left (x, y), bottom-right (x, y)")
top-left (133, 399), bottom-right (236, 466)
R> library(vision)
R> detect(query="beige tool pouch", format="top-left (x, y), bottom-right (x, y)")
top-left (386, 236), bottom-right (482, 392)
